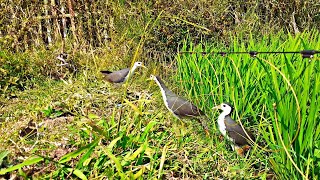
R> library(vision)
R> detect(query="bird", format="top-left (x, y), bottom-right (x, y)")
top-left (148, 75), bottom-right (209, 135)
top-left (101, 61), bottom-right (146, 83)
top-left (212, 102), bottom-right (255, 156)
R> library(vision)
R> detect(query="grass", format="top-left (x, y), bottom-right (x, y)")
top-left (1, 42), bottom-right (275, 179)
top-left (0, 27), bottom-right (319, 179)
top-left (177, 30), bottom-right (320, 179)
top-left (1, 1), bottom-right (320, 178)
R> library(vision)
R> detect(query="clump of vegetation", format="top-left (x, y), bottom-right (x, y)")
top-left (177, 30), bottom-right (320, 179)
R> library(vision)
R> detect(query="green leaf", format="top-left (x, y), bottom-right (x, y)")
top-left (107, 136), bottom-right (122, 151)
top-left (18, 168), bottom-right (27, 178)
top-left (82, 158), bottom-right (92, 167)
top-left (42, 106), bottom-right (53, 117)
top-left (139, 121), bottom-right (157, 142)
top-left (0, 156), bottom-right (43, 175)
top-left (132, 167), bottom-right (145, 179)
top-left (104, 150), bottom-right (126, 179)
top-left (158, 144), bottom-right (169, 179)
top-left (0, 150), bottom-right (10, 166)
top-left (127, 141), bottom-right (147, 161)
top-left (87, 122), bottom-right (108, 137)
top-left (122, 140), bottom-right (148, 166)
top-left (59, 139), bottom-right (99, 163)
top-left (77, 140), bottom-right (99, 168)
top-left (66, 168), bottom-right (88, 180)
top-left (315, 149), bottom-right (320, 158)
top-left (88, 113), bottom-right (100, 119)
top-left (123, 99), bottom-right (142, 115)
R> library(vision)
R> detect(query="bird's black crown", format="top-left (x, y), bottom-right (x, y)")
top-left (223, 102), bottom-right (234, 114)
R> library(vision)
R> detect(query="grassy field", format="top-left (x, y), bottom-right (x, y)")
top-left (0, 30), bottom-right (319, 179)
top-left (0, 1), bottom-right (320, 178)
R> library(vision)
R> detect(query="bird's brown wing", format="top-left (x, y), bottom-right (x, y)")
top-left (224, 116), bottom-right (255, 146)
top-left (101, 68), bottom-right (130, 83)
top-left (167, 95), bottom-right (204, 118)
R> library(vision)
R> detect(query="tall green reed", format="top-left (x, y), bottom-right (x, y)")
top-left (176, 30), bottom-right (320, 179)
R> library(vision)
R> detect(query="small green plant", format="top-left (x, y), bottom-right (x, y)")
top-left (42, 106), bottom-right (64, 119)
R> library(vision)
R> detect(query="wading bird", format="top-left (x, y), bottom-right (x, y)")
top-left (213, 102), bottom-right (255, 156)
top-left (149, 75), bottom-right (209, 135)
top-left (101, 62), bottom-right (146, 83)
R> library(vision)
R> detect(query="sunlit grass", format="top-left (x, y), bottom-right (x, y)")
top-left (0, 49), bottom-right (272, 179)
top-left (177, 30), bottom-right (320, 179)
top-left (1, 29), bottom-right (319, 179)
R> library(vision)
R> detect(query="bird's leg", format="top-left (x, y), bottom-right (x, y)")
top-left (234, 145), bottom-right (245, 157)
top-left (242, 145), bottom-right (251, 153)
top-left (196, 118), bottom-right (210, 136)
top-left (201, 121), bottom-right (210, 136)
top-left (218, 134), bottom-right (224, 141)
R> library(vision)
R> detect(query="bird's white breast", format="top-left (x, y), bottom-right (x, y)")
top-left (218, 113), bottom-right (234, 143)
top-left (124, 65), bottom-right (137, 82)
top-left (218, 114), bottom-right (227, 136)
top-left (155, 81), bottom-right (179, 119)
top-left (156, 82), bottom-right (171, 110)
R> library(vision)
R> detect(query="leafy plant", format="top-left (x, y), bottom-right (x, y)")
top-left (42, 106), bottom-right (64, 119)
top-left (176, 30), bottom-right (320, 179)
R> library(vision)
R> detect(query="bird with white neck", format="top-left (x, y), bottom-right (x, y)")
top-left (148, 75), bottom-right (210, 136)
top-left (213, 102), bottom-right (255, 156)
top-left (101, 61), bottom-right (146, 84)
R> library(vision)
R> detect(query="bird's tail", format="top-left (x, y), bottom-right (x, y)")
top-left (100, 70), bottom-right (113, 74)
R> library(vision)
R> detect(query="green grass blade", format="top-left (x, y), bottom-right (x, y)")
top-left (59, 139), bottom-right (99, 164)
top-left (0, 156), bottom-right (44, 175)
top-left (66, 168), bottom-right (88, 180)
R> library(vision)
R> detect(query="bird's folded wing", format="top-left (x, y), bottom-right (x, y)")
top-left (225, 118), bottom-right (255, 146)
top-left (167, 96), bottom-right (204, 117)
top-left (104, 68), bottom-right (130, 83)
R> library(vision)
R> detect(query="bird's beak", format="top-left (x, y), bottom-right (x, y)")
top-left (146, 77), bottom-right (152, 81)
top-left (141, 65), bottom-right (147, 68)
top-left (212, 104), bottom-right (221, 110)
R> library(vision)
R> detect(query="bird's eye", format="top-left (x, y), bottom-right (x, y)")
top-left (223, 105), bottom-right (226, 107)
